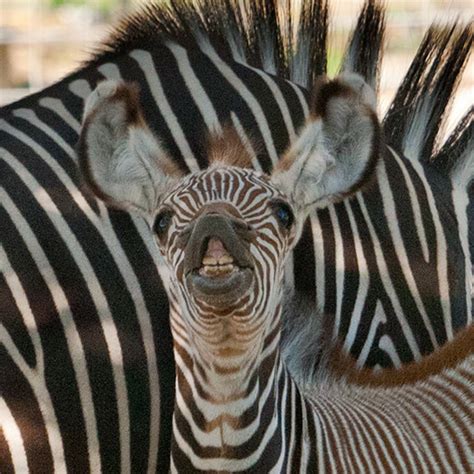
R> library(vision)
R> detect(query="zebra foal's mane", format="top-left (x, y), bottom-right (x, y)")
top-left (206, 126), bottom-right (255, 168)
top-left (280, 289), bottom-right (332, 387)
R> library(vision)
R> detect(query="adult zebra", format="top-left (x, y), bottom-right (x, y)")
top-left (0, 0), bottom-right (472, 472)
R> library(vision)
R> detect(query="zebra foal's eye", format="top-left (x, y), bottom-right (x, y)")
top-left (271, 200), bottom-right (294, 230)
top-left (154, 209), bottom-right (174, 236)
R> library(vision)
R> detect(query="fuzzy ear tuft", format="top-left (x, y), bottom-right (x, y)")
top-left (271, 73), bottom-right (380, 214)
top-left (206, 125), bottom-right (255, 168)
top-left (77, 80), bottom-right (182, 215)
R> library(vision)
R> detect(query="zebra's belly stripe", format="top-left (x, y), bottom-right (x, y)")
top-left (3, 107), bottom-right (163, 470)
top-left (240, 64), bottom-right (297, 140)
top-left (342, 197), bottom-right (370, 355)
top-left (450, 184), bottom-right (472, 324)
top-left (377, 157), bottom-right (438, 348)
top-left (38, 97), bottom-right (82, 133)
top-left (285, 80), bottom-right (310, 118)
top-left (12, 109), bottom-right (76, 164)
top-left (166, 42), bottom-right (222, 134)
top-left (403, 157), bottom-right (453, 339)
top-left (198, 44), bottom-right (280, 165)
top-left (230, 112), bottom-right (263, 171)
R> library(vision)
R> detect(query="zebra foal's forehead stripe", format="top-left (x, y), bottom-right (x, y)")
top-left (166, 167), bottom-right (279, 214)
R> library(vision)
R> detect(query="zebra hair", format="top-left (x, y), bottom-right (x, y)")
top-left (238, 0), bottom-right (284, 76)
top-left (280, 287), bottom-right (336, 389)
top-left (206, 125), bottom-right (255, 168)
top-left (1, 2), bottom-right (473, 470)
top-left (341, 0), bottom-right (385, 93)
top-left (88, 0), bottom-right (328, 88)
top-left (433, 106), bottom-right (474, 189)
top-left (284, 0), bottom-right (329, 88)
top-left (78, 74), bottom-right (474, 472)
top-left (383, 23), bottom-right (473, 163)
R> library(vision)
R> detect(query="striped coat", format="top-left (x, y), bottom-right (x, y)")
top-left (1, 0), bottom-right (472, 471)
top-left (75, 73), bottom-right (474, 472)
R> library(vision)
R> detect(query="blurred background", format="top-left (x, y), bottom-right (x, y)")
top-left (0, 0), bottom-right (472, 134)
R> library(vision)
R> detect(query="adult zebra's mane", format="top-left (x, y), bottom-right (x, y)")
top-left (89, 0), bottom-right (329, 89)
top-left (2, 0), bottom-right (471, 181)
top-left (88, 0), bottom-right (472, 177)
top-left (383, 25), bottom-right (473, 171)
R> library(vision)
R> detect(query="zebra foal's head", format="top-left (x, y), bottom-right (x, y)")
top-left (78, 74), bottom-right (380, 351)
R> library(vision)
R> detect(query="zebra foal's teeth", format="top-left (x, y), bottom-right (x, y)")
top-left (199, 263), bottom-right (235, 276)
top-left (202, 255), bottom-right (234, 266)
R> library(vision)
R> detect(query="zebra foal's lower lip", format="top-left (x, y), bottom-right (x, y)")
top-left (187, 267), bottom-right (253, 305)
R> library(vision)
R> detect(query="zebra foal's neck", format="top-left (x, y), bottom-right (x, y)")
top-left (77, 73), bottom-right (473, 472)
top-left (171, 303), bottom-right (474, 472)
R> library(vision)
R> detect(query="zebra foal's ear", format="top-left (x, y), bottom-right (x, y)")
top-left (77, 80), bottom-right (182, 215)
top-left (271, 73), bottom-right (380, 214)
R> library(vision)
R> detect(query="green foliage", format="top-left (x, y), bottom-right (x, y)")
top-left (48, 0), bottom-right (119, 14)
top-left (327, 49), bottom-right (344, 76)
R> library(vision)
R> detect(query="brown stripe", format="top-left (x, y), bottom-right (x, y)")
top-left (331, 325), bottom-right (474, 387)
top-left (355, 395), bottom-right (408, 471)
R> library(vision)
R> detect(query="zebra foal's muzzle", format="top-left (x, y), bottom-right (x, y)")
top-left (180, 212), bottom-right (255, 308)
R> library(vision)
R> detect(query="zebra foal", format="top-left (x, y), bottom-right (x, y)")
top-left (78, 74), bottom-right (473, 472)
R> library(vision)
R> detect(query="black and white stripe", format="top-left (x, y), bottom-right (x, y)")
top-left (136, 153), bottom-right (473, 473)
top-left (0, 0), bottom-right (472, 470)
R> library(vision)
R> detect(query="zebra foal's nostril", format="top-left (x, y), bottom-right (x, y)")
top-left (231, 218), bottom-right (256, 240)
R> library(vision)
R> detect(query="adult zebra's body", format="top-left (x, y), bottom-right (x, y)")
top-left (1, 0), bottom-right (472, 471)
top-left (80, 74), bottom-right (474, 473)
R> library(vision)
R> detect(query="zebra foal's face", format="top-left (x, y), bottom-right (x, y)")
top-left (151, 165), bottom-right (297, 322)
top-left (78, 73), bottom-right (379, 340)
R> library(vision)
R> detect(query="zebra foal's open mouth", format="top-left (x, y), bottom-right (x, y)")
top-left (181, 213), bottom-right (255, 307)
top-left (198, 237), bottom-right (237, 277)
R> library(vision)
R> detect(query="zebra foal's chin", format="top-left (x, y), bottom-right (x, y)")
top-left (79, 73), bottom-right (473, 472)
